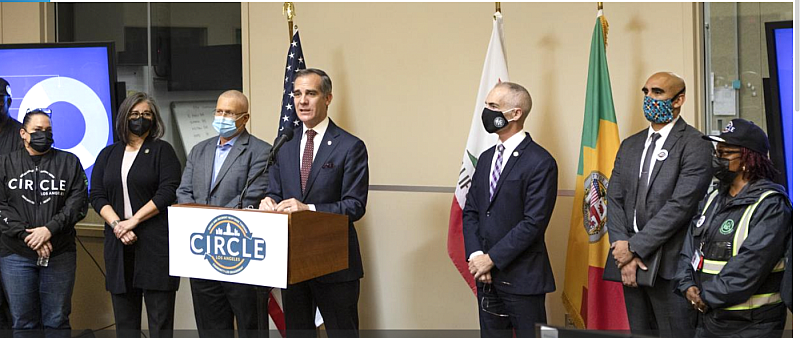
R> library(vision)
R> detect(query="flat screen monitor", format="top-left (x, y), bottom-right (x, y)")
top-left (0, 42), bottom-right (118, 189)
top-left (764, 21), bottom-right (793, 200)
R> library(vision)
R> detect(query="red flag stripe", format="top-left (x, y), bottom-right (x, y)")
top-left (447, 196), bottom-right (477, 295)
top-left (268, 290), bottom-right (286, 337)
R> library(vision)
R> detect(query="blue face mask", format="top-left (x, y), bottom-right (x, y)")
top-left (212, 116), bottom-right (239, 138)
top-left (642, 89), bottom-right (684, 124)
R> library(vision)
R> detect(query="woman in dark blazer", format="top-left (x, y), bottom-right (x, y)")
top-left (89, 92), bottom-right (181, 338)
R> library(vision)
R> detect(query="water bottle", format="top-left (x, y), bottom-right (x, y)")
top-left (37, 256), bottom-right (49, 267)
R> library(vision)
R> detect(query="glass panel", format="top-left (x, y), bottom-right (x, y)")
top-left (703, 2), bottom-right (792, 134)
top-left (56, 2), bottom-right (243, 162)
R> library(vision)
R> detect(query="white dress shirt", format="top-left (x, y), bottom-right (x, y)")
top-left (470, 130), bottom-right (527, 261)
top-left (299, 117), bottom-right (330, 211)
top-left (633, 117), bottom-right (678, 233)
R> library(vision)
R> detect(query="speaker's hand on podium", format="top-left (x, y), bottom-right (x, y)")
top-left (260, 197), bottom-right (278, 211)
top-left (276, 198), bottom-right (309, 213)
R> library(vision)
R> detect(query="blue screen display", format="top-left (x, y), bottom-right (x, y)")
top-left (773, 28), bottom-right (793, 199)
top-left (0, 45), bottom-right (115, 189)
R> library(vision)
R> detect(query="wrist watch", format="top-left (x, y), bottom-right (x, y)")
top-left (110, 220), bottom-right (120, 229)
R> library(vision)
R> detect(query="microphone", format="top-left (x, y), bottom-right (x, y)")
top-left (270, 127), bottom-right (294, 158)
top-left (236, 127), bottom-right (296, 209)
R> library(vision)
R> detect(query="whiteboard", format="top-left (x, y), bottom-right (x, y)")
top-left (171, 101), bottom-right (217, 156)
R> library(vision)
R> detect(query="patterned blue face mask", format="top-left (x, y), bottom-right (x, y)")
top-left (642, 89), bottom-right (684, 123)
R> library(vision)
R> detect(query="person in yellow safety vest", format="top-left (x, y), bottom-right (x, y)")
top-left (675, 118), bottom-right (791, 338)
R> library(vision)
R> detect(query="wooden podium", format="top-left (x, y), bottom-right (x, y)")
top-left (168, 203), bottom-right (349, 287)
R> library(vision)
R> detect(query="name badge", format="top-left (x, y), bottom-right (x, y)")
top-left (692, 249), bottom-right (704, 271)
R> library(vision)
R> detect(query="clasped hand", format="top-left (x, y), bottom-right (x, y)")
top-left (685, 286), bottom-right (707, 312)
top-left (469, 254), bottom-right (494, 284)
top-left (259, 197), bottom-right (309, 213)
top-left (24, 227), bottom-right (51, 251)
top-left (611, 240), bottom-right (634, 268)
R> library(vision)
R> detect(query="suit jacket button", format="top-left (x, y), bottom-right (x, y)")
top-left (486, 211), bottom-right (491, 217)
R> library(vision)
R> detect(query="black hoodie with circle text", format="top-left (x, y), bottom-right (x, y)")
top-left (0, 148), bottom-right (88, 258)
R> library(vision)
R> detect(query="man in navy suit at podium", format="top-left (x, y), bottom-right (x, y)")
top-left (260, 68), bottom-right (369, 338)
top-left (463, 82), bottom-right (558, 338)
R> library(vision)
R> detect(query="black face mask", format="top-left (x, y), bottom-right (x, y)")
top-left (28, 131), bottom-right (53, 153)
top-left (712, 156), bottom-right (738, 184)
top-left (128, 117), bottom-right (152, 137)
top-left (0, 98), bottom-right (9, 124)
top-left (482, 107), bottom-right (511, 134)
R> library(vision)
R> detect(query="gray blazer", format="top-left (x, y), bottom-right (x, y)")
top-left (606, 117), bottom-right (713, 280)
top-left (176, 130), bottom-right (272, 209)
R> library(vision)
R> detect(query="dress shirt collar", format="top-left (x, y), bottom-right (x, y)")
top-left (302, 117), bottom-right (330, 139)
top-left (496, 130), bottom-right (526, 153)
top-left (647, 116), bottom-right (679, 141)
top-left (217, 133), bottom-right (241, 149)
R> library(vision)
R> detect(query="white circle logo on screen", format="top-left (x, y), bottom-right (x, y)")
top-left (18, 77), bottom-right (109, 170)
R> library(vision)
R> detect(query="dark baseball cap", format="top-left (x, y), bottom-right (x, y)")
top-left (0, 78), bottom-right (9, 97)
top-left (703, 118), bottom-right (769, 155)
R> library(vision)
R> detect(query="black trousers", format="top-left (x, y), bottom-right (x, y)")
top-left (476, 282), bottom-right (546, 338)
top-left (695, 304), bottom-right (786, 338)
top-left (111, 289), bottom-right (176, 338)
top-left (0, 275), bottom-right (11, 330)
top-left (623, 276), bottom-right (695, 338)
top-left (189, 278), bottom-right (261, 338)
top-left (283, 279), bottom-right (359, 338)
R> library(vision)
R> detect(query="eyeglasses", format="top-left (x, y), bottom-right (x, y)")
top-left (714, 150), bottom-right (741, 158)
top-left (213, 109), bottom-right (246, 119)
top-left (480, 283), bottom-right (509, 318)
top-left (129, 110), bottom-right (153, 119)
top-left (25, 108), bottom-right (52, 118)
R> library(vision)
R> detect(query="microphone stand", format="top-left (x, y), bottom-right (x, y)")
top-left (235, 147), bottom-right (279, 209)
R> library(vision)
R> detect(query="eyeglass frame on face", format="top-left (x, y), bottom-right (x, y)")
top-left (213, 109), bottom-right (248, 119)
top-left (714, 146), bottom-right (742, 159)
top-left (129, 109), bottom-right (153, 120)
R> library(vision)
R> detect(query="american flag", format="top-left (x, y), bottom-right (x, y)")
top-left (589, 178), bottom-right (600, 205)
top-left (278, 30), bottom-right (306, 134)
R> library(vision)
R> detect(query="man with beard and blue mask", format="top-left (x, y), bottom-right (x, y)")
top-left (176, 90), bottom-right (271, 338)
top-left (462, 82), bottom-right (558, 338)
top-left (605, 72), bottom-right (713, 338)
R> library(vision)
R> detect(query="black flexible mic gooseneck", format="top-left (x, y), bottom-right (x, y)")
top-left (235, 127), bottom-right (295, 209)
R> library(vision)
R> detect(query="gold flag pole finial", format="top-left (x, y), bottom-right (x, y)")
top-left (495, 2), bottom-right (501, 13)
top-left (283, 2), bottom-right (295, 42)
top-left (597, 2), bottom-right (609, 49)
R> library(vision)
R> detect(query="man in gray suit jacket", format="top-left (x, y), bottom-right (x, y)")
top-left (606, 72), bottom-right (713, 338)
top-left (176, 90), bottom-right (272, 338)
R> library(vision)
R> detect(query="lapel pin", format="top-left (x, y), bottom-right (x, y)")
top-left (656, 149), bottom-right (668, 161)
top-left (513, 151), bottom-right (519, 157)
top-left (696, 215), bottom-right (705, 227)
top-left (144, 149), bottom-right (150, 154)
top-left (327, 140), bottom-right (332, 146)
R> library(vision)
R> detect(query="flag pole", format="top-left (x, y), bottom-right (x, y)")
top-left (597, 2), bottom-right (603, 10)
top-left (495, 2), bottom-right (501, 13)
top-left (283, 2), bottom-right (295, 42)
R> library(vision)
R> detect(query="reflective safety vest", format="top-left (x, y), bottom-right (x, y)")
top-left (698, 190), bottom-right (785, 311)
